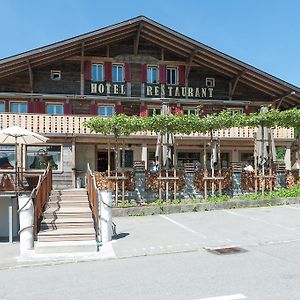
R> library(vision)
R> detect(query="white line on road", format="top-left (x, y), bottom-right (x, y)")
top-left (195, 293), bottom-right (246, 300)
top-left (225, 210), bottom-right (295, 231)
top-left (160, 215), bottom-right (207, 238)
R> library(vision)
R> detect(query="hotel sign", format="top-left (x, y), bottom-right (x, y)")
top-left (90, 83), bottom-right (126, 95)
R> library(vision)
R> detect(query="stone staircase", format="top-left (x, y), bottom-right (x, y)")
top-left (35, 188), bottom-right (98, 254)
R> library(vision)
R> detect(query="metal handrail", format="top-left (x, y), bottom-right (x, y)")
top-left (87, 163), bottom-right (99, 242)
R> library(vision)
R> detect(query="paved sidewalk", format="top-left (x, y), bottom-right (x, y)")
top-left (1, 204), bottom-right (300, 269)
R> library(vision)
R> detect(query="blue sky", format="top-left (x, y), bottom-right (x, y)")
top-left (1, 0), bottom-right (299, 87)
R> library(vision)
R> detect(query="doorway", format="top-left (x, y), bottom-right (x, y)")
top-left (97, 151), bottom-right (115, 172)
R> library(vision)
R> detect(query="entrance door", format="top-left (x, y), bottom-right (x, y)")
top-left (97, 151), bottom-right (115, 172)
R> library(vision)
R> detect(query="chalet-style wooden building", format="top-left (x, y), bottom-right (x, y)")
top-left (0, 15), bottom-right (299, 198)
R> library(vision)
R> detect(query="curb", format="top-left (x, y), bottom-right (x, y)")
top-left (112, 197), bottom-right (300, 217)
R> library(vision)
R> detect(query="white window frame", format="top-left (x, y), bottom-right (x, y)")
top-left (206, 77), bottom-right (215, 87)
top-left (46, 103), bottom-right (64, 115)
top-left (227, 108), bottom-right (243, 116)
top-left (10, 101), bottom-right (27, 113)
top-left (0, 101), bottom-right (5, 113)
top-left (167, 67), bottom-right (178, 85)
top-left (147, 65), bottom-right (158, 84)
top-left (112, 64), bottom-right (124, 82)
top-left (50, 70), bottom-right (61, 80)
top-left (148, 107), bottom-right (161, 117)
top-left (183, 107), bottom-right (198, 116)
top-left (98, 105), bottom-right (115, 117)
top-left (91, 63), bottom-right (104, 81)
top-left (25, 144), bottom-right (63, 172)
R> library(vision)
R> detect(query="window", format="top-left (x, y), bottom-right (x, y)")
top-left (10, 102), bottom-right (27, 113)
top-left (167, 67), bottom-right (177, 85)
top-left (51, 70), bottom-right (61, 80)
top-left (148, 108), bottom-right (161, 116)
top-left (227, 108), bottom-right (243, 116)
top-left (98, 106), bottom-right (114, 117)
top-left (46, 103), bottom-right (63, 115)
top-left (183, 108), bottom-right (197, 116)
top-left (147, 66), bottom-right (158, 83)
top-left (206, 77), bottom-right (215, 87)
top-left (0, 101), bottom-right (4, 112)
top-left (26, 145), bottom-right (61, 170)
top-left (112, 64), bottom-right (124, 82)
top-left (0, 146), bottom-right (15, 169)
top-left (120, 149), bottom-right (134, 168)
top-left (92, 64), bottom-right (103, 81)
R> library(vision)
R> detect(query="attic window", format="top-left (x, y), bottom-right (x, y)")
top-left (206, 77), bottom-right (215, 87)
top-left (51, 70), bottom-right (61, 80)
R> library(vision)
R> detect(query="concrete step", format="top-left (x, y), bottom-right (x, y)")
top-left (40, 218), bottom-right (94, 230)
top-left (35, 240), bottom-right (97, 254)
top-left (38, 227), bottom-right (96, 242)
top-left (52, 189), bottom-right (87, 195)
top-left (43, 207), bottom-right (92, 219)
top-left (46, 201), bottom-right (90, 208)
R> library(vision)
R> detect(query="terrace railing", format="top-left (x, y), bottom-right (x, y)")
top-left (0, 112), bottom-right (294, 140)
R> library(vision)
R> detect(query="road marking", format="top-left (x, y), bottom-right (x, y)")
top-left (195, 293), bottom-right (246, 300)
top-left (160, 215), bottom-right (207, 238)
top-left (226, 210), bottom-right (295, 231)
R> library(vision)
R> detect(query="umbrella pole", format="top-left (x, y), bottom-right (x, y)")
top-left (15, 137), bottom-right (19, 197)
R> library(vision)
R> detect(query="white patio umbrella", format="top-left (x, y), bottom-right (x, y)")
top-left (0, 126), bottom-right (48, 194)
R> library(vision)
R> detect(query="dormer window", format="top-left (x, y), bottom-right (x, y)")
top-left (51, 70), bottom-right (61, 80)
top-left (206, 77), bottom-right (215, 87)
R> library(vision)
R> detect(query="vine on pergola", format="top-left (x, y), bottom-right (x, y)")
top-left (84, 108), bottom-right (300, 136)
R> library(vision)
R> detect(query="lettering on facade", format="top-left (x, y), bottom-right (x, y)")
top-left (90, 83), bottom-right (126, 95)
top-left (146, 84), bottom-right (214, 98)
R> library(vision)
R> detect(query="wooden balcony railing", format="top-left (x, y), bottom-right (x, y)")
top-left (34, 165), bottom-right (52, 236)
top-left (0, 113), bottom-right (294, 140)
top-left (87, 163), bottom-right (99, 241)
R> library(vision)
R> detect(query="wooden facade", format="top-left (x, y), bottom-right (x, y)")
top-left (0, 16), bottom-right (299, 191)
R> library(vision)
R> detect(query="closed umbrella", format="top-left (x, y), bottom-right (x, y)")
top-left (0, 126), bottom-right (48, 194)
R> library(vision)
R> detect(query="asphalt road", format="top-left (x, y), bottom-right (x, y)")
top-left (0, 204), bottom-right (300, 299)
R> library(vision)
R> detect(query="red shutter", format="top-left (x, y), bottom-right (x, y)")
top-left (27, 101), bottom-right (34, 113)
top-left (124, 63), bottom-right (131, 82)
top-left (37, 100), bottom-right (45, 113)
top-left (200, 106), bottom-right (206, 117)
top-left (115, 104), bottom-right (123, 114)
top-left (104, 62), bottom-right (112, 81)
top-left (175, 106), bottom-right (183, 115)
top-left (159, 64), bottom-right (166, 84)
top-left (90, 104), bottom-right (97, 115)
top-left (140, 104), bottom-right (148, 117)
top-left (244, 108), bottom-right (250, 115)
top-left (141, 64), bottom-right (147, 83)
top-left (64, 102), bottom-right (72, 115)
top-left (84, 61), bottom-right (92, 81)
top-left (179, 65), bottom-right (185, 85)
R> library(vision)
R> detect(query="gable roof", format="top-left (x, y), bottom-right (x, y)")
top-left (0, 15), bottom-right (299, 108)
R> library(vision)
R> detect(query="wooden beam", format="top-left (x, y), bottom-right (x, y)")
top-left (185, 49), bottom-right (198, 80)
top-left (106, 45), bottom-right (110, 57)
top-left (26, 59), bottom-right (33, 93)
top-left (229, 70), bottom-right (245, 99)
top-left (133, 23), bottom-right (143, 55)
top-left (80, 42), bottom-right (85, 95)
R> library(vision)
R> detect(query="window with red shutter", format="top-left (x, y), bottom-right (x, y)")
top-left (178, 65), bottom-right (185, 85)
top-left (104, 62), bottom-right (112, 81)
top-left (124, 63), bottom-right (131, 82)
top-left (140, 104), bottom-right (148, 117)
top-left (159, 64), bottom-right (166, 84)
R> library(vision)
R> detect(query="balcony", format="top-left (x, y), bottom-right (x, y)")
top-left (0, 113), bottom-right (295, 140)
